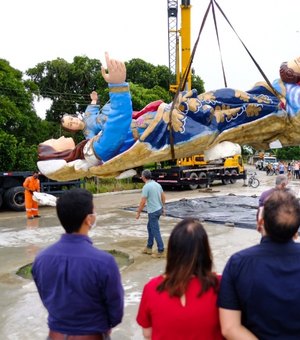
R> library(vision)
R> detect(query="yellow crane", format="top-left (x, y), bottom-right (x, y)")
top-left (167, 0), bottom-right (192, 92)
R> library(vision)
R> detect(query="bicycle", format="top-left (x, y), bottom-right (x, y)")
top-left (248, 172), bottom-right (260, 188)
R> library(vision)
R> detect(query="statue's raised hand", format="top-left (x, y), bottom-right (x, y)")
top-left (101, 52), bottom-right (126, 84)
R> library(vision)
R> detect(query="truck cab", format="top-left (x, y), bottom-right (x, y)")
top-left (224, 155), bottom-right (244, 173)
top-left (177, 154), bottom-right (207, 167)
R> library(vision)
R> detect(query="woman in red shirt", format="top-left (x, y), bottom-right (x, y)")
top-left (136, 218), bottom-right (223, 340)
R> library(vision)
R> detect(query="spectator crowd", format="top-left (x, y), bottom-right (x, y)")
top-left (31, 171), bottom-right (300, 340)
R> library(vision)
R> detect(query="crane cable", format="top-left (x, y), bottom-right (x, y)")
top-left (211, 0), bottom-right (227, 87)
top-left (168, 0), bottom-right (212, 161)
top-left (168, 0), bottom-right (285, 161)
top-left (213, 0), bottom-right (285, 102)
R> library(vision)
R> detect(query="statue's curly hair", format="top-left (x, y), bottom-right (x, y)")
top-left (280, 62), bottom-right (300, 84)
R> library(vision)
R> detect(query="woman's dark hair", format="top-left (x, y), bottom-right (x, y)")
top-left (157, 218), bottom-right (218, 297)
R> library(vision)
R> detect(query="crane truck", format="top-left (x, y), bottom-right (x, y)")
top-left (133, 154), bottom-right (246, 190)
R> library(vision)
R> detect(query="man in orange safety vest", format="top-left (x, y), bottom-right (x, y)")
top-left (23, 171), bottom-right (41, 219)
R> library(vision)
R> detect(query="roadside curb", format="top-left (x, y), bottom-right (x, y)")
top-left (93, 189), bottom-right (142, 197)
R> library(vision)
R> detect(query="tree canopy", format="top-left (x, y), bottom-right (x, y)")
top-left (0, 59), bottom-right (59, 171)
top-left (26, 56), bottom-right (205, 122)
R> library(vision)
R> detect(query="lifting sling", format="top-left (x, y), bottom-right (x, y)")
top-left (168, 0), bottom-right (285, 160)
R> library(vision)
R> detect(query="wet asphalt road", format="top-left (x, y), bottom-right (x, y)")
top-left (0, 166), bottom-right (299, 339)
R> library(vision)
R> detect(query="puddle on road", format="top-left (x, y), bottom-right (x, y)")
top-left (126, 194), bottom-right (259, 229)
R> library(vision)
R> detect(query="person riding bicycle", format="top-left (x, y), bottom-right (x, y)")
top-left (266, 163), bottom-right (273, 175)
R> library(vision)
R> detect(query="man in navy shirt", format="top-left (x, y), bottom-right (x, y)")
top-left (218, 190), bottom-right (300, 339)
top-left (32, 188), bottom-right (124, 340)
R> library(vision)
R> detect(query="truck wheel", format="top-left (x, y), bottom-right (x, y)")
top-left (198, 172), bottom-right (207, 189)
top-left (188, 172), bottom-right (199, 190)
top-left (4, 186), bottom-right (25, 211)
top-left (230, 170), bottom-right (238, 184)
top-left (222, 170), bottom-right (231, 185)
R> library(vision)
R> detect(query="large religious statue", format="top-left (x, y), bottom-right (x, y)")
top-left (37, 53), bottom-right (300, 181)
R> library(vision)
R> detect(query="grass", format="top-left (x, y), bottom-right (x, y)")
top-left (17, 249), bottom-right (133, 280)
top-left (84, 177), bottom-right (143, 194)
top-left (16, 263), bottom-right (33, 279)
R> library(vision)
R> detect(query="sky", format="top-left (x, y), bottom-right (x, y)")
top-left (1, 0), bottom-right (299, 118)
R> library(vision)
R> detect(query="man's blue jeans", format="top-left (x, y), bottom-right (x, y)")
top-left (147, 208), bottom-right (164, 252)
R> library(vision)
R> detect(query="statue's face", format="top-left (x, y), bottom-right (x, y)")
top-left (43, 136), bottom-right (75, 151)
top-left (62, 115), bottom-right (83, 131)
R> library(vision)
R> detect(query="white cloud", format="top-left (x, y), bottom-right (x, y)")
top-left (33, 97), bottom-right (52, 120)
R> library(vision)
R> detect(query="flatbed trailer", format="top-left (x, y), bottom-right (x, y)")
top-left (133, 164), bottom-right (247, 190)
top-left (156, 165), bottom-right (246, 188)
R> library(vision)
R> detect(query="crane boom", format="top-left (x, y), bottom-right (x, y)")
top-left (167, 0), bottom-right (191, 92)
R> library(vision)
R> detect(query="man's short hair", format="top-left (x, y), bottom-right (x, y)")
top-left (263, 190), bottom-right (300, 242)
top-left (275, 174), bottom-right (288, 186)
top-left (142, 169), bottom-right (152, 180)
top-left (56, 188), bottom-right (94, 233)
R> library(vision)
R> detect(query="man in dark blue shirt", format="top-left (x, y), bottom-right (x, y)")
top-left (32, 188), bottom-right (124, 340)
top-left (218, 190), bottom-right (300, 339)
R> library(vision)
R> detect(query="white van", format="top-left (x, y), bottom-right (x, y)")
top-left (262, 156), bottom-right (277, 170)
top-left (256, 156), bottom-right (278, 170)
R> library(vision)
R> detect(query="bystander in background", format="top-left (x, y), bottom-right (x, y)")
top-left (22, 171), bottom-right (40, 219)
top-left (136, 169), bottom-right (166, 258)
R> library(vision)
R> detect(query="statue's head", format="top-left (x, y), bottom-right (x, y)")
top-left (41, 136), bottom-right (75, 152)
top-left (61, 114), bottom-right (85, 132)
top-left (280, 57), bottom-right (300, 84)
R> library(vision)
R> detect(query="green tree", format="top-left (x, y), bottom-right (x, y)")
top-left (125, 59), bottom-right (172, 89)
top-left (130, 83), bottom-right (171, 111)
top-left (0, 59), bottom-right (40, 144)
top-left (15, 140), bottom-right (39, 171)
top-left (0, 130), bottom-right (18, 170)
top-left (0, 59), bottom-right (60, 171)
top-left (27, 55), bottom-right (206, 123)
top-left (26, 56), bottom-right (104, 122)
top-left (276, 146), bottom-right (300, 160)
top-left (192, 74), bottom-right (205, 94)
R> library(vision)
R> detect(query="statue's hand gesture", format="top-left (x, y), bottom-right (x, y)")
top-left (90, 91), bottom-right (98, 104)
top-left (101, 52), bottom-right (126, 84)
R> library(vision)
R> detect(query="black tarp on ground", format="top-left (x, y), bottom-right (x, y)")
top-left (126, 194), bottom-right (259, 230)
